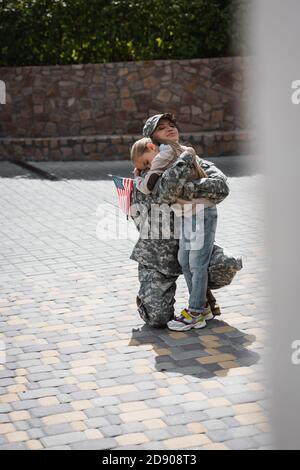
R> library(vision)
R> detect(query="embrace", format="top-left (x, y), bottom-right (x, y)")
top-left (129, 113), bottom-right (242, 330)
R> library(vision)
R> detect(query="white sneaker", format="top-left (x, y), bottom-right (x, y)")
top-left (167, 308), bottom-right (207, 331)
top-left (203, 304), bottom-right (214, 321)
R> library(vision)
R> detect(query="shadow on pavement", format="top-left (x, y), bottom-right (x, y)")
top-left (129, 320), bottom-right (259, 379)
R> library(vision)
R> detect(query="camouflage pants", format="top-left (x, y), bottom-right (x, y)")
top-left (136, 246), bottom-right (243, 328)
top-left (136, 264), bottom-right (178, 328)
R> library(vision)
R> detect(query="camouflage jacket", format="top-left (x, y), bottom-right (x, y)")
top-left (156, 152), bottom-right (230, 206)
top-left (130, 152), bottom-right (236, 283)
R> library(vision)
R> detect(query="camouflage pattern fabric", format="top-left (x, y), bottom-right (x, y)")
top-left (142, 113), bottom-right (176, 138)
top-left (208, 244), bottom-right (243, 290)
top-left (130, 151), bottom-right (242, 327)
top-left (157, 152), bottom-right (230, 206)
top-left (136, 266), bottom-right (178, 328)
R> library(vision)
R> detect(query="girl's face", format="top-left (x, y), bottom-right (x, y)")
top-left (135, 145), bottom-right (159, 171)
top-left (152, 118), bottom-right (179, 142)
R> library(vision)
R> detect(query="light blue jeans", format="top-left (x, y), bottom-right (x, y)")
top-left (177, 206), bottom-right (218, 314)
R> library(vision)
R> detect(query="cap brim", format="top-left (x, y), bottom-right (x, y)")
top-left (159, 113), bottom-right (176, 124)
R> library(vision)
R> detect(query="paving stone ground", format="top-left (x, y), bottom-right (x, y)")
top-left (0, 158), bottom-right (272, 450)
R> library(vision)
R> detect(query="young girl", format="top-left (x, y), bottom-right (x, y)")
top-left (131, 114), bottom-right (222, 331)
top-left (131, 137), bottom-right (207, 196)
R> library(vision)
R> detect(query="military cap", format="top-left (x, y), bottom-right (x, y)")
top-left (142, 113), bottom-right (176, 138)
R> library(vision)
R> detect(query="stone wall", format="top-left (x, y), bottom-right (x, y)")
top-left (0, 57), bottom-right (253, 160)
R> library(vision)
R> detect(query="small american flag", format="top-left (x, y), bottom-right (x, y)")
top-left (110, 175), bottom-right (133, 216)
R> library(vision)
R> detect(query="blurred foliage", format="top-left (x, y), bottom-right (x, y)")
top-left (0, 0), bottom-right (250, 66)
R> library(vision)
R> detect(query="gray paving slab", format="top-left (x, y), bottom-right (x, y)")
top-left (0, 158), bottom-right (272, 450)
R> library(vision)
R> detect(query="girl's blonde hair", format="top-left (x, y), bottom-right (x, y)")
top-left (130, 137), bottom-right (153, 165)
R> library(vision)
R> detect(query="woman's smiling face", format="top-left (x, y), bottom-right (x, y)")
top-left (152, 118), bottom-right (179, 142)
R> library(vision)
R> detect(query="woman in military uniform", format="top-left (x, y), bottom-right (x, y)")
top-left (130, 113), bottom-right (242, 328)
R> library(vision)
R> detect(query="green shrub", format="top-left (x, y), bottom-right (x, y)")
top-left (0, 0), bottom-right (248, 66)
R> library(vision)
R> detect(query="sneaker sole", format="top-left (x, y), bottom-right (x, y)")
top-left (167, 320), bottom-right (207, 331)
top-left (194, 320), bottom-right (207, 329)
top-left (203, 312), bottom-right (214, 321)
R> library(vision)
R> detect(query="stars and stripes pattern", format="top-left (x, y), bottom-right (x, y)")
top-left (110, 175), bottom-right (133, 216)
